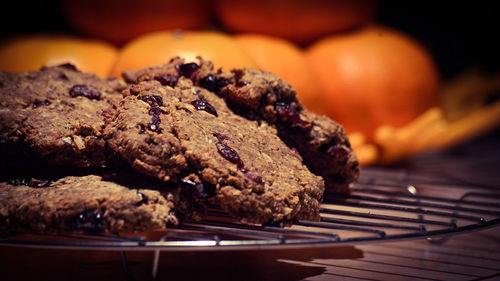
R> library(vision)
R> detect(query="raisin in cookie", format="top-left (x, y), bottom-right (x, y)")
top-left (104, 78), bottom-right (324, 224)
top-left (122, 57), bottom-right (359, 193)
top-left (0, 175), bottom-right (178, 235)
top-left (0, 64), bottom-right (126, 168)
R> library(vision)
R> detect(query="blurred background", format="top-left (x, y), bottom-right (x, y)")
top-left (1, 0), bottom-right (499, 166)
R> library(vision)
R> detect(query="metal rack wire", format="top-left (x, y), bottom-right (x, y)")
top-left (1, 167), bottom-right (500, 279)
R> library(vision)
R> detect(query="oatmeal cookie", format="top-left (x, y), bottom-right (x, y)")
top-left (0, 175), bottom-right (178, 234)
top-left (123, 57), bottom-right (359, 193)
top-left (0, 64), bottom-right (126, 168)
top-left (104, 78), bottom-right (324, 224)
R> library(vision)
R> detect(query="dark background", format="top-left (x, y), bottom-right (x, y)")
top-left (1, 1), bottom-right (499, 80)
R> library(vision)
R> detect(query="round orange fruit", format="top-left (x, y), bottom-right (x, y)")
top-left (0, 35), bottom-right (118, 77)
top-left (214, 0), bottom-right (376, 44)
top-left (234, 34), bottom-right (324, 113)
top-left (306, 26), bottom-right (440, 139)
top-left (110, 30), bottom-right (257, 77)
top-left (61, 0), bottom-right (211, 45)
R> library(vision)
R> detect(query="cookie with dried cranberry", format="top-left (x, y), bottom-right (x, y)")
top-left (104, 78), bottom-right (324, 224)
top-left (122, 57), bottom-right (358, 193)
top-left (0, 65), bottom-right (127, 168)
top-left (202, 65), bottom-right (358, 194)
top-left (0, 175), bottom-right (178, 235)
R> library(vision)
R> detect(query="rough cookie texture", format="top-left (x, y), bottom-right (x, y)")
top-left (105, 77), bottom-right (324, 224)
top-left (0, 175), bottom-right (178, 234)
top-left (123, 57), bottom-right (359, 193)
top-left (0, 65), bottom-right (127, 168)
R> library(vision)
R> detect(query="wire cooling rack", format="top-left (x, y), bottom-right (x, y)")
top-left (1, 165), bottom-right (499, 280)
top-left (2, 167), bottom-right (499, 251)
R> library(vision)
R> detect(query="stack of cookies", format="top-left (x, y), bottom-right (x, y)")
top-left (0, 58), bottom-right (359, 235)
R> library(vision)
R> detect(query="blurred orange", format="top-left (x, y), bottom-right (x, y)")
top-left (111, 30), bottom-right (257, 77)
top-left (0, 35), bottom-right (118, 77)
top-left (214, 0), bottom-right (376, 45)
top-left (61, 0), bottom-right (211, 45)
top-left (234, 34), bottom-right (324, 113)
top-left (306, 26), bottom-right (440, 139)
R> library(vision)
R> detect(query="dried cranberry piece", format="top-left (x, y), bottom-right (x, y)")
top-left (136, 191), bottom-right (148, 206)
top-left (275, 102), bottom-right (301, 125)
top-left (139, 125), bottom-right (146, 134)
top-left (216, 142), bottom-right (243, 167)
top-left (75, 210), bottom-right (103, 233)
top-left (181, 178), bottom-right (213, 198)
top-left (32, 99), bottom-right (51, 108)
top-left (29, 179), bottom-right (52, 188)
top-left (236, 81), bottom-right (250, 88)
top-left (326, 145), bottom-right (348, 158)
top-left (9, 178), bottom-right (31, 186)
top-left (176, 62), bottom-right (199, 79)
top-left (198, 74), bottom-right (218, 92)
top-left (57, 63), bottom-right (78, 71)
top-left (191, 98), bottom-right (218, 117)
top-left (243, 171), bottom-right (263, 185)
top-left (148, 106), bottom-right (166, 116)
top-left (148, 115), bottom-right (162, 133)
top-left (263, 219), bottom-right (285, 228)
top-left (141, 95), bottom-right (163, 106)
top-left (198, 75), bottom-right (233, 94)
top-left (180, 107), bottom-right (192, 114)
top-left (213, 133), bottom-right (229, 142)
top-left (236, 167), bottom-right (264, 185)
top-left (69, 84), bottom-right (101, 100)
top-left (9, 178), bottom-right (52, 187)
top-left (154, 74), bottom-right (179, 87)
top-left (217, 78), bottom-right (232, 89)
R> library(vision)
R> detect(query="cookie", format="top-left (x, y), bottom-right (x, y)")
top-left (0, 64), bottom-right (127, 168)
top-left (104, 77), bottom-right (324, 224)
top-left (123, 57), bottom-right (359, 193)
top-left (0, 175), bottom-right (178, 235)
